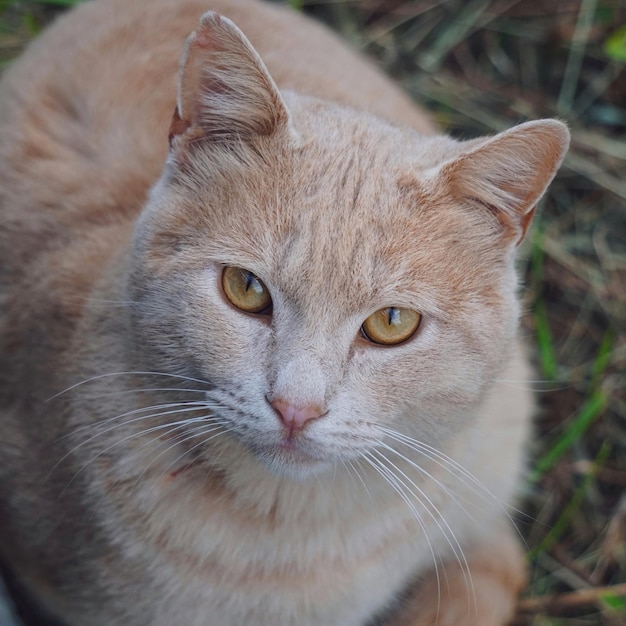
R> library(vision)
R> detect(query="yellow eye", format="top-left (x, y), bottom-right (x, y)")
top-left (222, 266), bottom-right (272, 314)
top-left (361, 307), bottom-right (421, 346)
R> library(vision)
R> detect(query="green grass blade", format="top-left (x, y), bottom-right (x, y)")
top-left (529, 226), bottom-right (559, 381)
top-left (604, 24), bottom-right (626, 62)
top-left (601, 592), bottom-right (626, 612)
top-left (534, 300), bottom-right (558, 381)
top-left (529, 388), bottom-right (607, 483)
top-left (591, 327), bottom-right (615, 388)
top-left (530, 441), bottom-right (610, 558)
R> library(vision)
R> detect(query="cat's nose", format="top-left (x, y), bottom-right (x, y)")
top-left (270, 398), bottom-right (323, 432)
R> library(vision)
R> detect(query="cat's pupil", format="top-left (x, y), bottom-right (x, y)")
top-left (245, 273), bottom-right (253, 291)
top-left (246, 274), bottom-right (264, 295)
top-left (387, 308), bottom-right (400, 326)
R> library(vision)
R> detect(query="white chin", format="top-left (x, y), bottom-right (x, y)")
top-left (257, 444), bottom-right (333, 480)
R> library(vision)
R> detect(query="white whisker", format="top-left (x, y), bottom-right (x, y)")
top-left (346, 458), bottom-right (376, 508)
top-left (53, 387), bottom-right (209, 402)
top-left (67, 401), bottom-right (211, 438)
top-left (380, 426), bottom-right (530, 548)
top-left (136, 424), bottom-right (228, 492)
top-left (362, 450), bottom-right (442, 618)
top-left (48, 371), bottom-right (211, 401)
top-left (48, 403), bottom-right (214, 480)
top-left (380, 427), bottom-right (505, 510)
top-left (377, 441), bottom-right (479, 524)
top-left (144, 419), bottom-right (230, 461)
top-left (494, 378), bottom-right (570, 392)
top-left (370, 447), bottom-right (476, 613)
top-left (59, 414), bottom-right (224, 494)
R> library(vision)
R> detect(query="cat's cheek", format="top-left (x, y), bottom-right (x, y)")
top-left (344, 319), bottom-right (484, 433)
top-left (349, 317), bottom-right (440, 387)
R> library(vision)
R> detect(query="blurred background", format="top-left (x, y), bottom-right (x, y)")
top-left (1, 0), bottom-right (625, 624)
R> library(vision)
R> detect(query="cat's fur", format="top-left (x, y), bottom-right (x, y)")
top-left (0, 0), bottom-right (569, 624)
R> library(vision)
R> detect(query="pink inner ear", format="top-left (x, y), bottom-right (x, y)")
top-left (194, 26), bottom-right (217, 50)
top-left (168, 107), bottom-right (191, 146)
top-left (517, 205), bottom-right (536, 246)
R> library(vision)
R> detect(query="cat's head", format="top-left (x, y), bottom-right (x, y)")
top-left (129, 13), bottom-right (569, 479)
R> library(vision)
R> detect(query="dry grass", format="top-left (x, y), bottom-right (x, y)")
top-left (1, 0), bottom-right (625, 624)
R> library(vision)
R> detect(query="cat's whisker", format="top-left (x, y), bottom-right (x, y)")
top-left (68, 401), bottom-right (212, 437)
top-left (361, 451), bottom-right (442, 618)
top-left (63, 295), bottom-right (139, 305)
top-left (49, 403), bottom-right (215, 479)
top-left (85, 302), bottom-right (136, 309)
top-left (380, 427), bottom-right (531, 549)
top-left (57, 414), bottom-right (226, 493)
top-left (136, 424), bottom-right (229, 494)
top-left (100, 422), bottom-right (200, 473)
top-left (387, 427), bottom-right (527, 522)
top-left (345, 458), bottom-right (377, 508)
top-left (48, 370), bottom-right (212, 401)
top-left (496, 378), bottom-right (557, 385)
top-left (88, 422), bottom-right (228, 515)
top-left (137, 418), bottom-right (228, 466)
top-left (369, 448), bottom-right (476, 614)
top-left (116, 420), bottom-right (230, 486)
top-left (494, 378), bottom-right (570, 392)
top-left (339, 459), bottom-right (362, 502)
top-left (113, 417), bottom-right (229, 465)
top-left (52, 387), bottom-right (209, 402)
top-left (382, 428), bottom-right (516, 518)
top-left (376, 441), bottom-right (480, 525)
top-left (380, 426), bottom-right (506, 509)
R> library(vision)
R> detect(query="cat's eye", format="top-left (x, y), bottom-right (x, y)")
top-left (222, 266), bottom-right (272, 314)
top-left (361, 307), bottom-right (421, 346)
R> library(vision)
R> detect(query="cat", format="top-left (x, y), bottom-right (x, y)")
top-left (0, 0), bottom-right (569, 624)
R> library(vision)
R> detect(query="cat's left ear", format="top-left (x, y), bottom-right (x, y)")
top-left (440, 120), bottom-right (569, 246)
top-left (169, 11), bottom-right (290, 149)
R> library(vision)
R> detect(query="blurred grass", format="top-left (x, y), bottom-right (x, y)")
top-left (1, 0), bottom-right (625, 625)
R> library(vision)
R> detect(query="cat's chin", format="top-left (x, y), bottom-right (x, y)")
top-left (253, 442), bottom-right (335, 481)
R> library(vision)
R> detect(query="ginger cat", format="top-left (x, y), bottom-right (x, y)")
top-left (0, 0), bottom-right (569, 624)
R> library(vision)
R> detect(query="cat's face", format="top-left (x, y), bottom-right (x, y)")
top-left (128, 13), bottom-right (568, 479)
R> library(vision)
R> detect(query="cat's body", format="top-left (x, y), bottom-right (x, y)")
top-left (0, 1), bottom-right (568, 625)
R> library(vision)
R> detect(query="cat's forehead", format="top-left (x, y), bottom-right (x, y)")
top-left (209, 145), bottom-right (482, 316)
top-left (172, 105), bottom-right (500, 315)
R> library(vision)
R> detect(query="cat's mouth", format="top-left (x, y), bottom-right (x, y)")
top-left (250, 436), bottom-right (333, 478)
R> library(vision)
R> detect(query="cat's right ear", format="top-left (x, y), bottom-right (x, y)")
top-left (169, 12), bottom-right (290, 150)
top-left (437, 120), bottom-right (569, 247)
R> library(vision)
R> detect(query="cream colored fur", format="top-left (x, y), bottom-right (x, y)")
top-left (0, 1), bottom-right (569, 625)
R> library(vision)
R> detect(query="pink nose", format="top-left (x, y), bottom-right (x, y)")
top-left (270, 398), bottom-right (323, 432)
